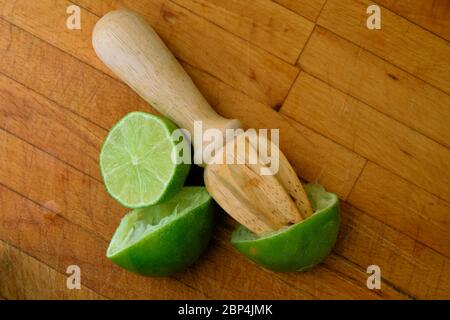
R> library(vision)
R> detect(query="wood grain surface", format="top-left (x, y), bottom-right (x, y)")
top-left (0, 0), bottom-right (449, 299)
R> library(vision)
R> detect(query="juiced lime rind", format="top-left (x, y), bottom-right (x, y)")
top-left (231, 183), bottom-right (340, 272)
top-left (99, 112), bottom-right (190, 208)
top-left (107, 187), bottom-right (214, 277)
top-left (107, 187), bottom-right (211, 255)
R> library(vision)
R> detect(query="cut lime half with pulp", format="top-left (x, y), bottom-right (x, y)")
top-left (107, 187), bottom-right (214, 276)
top-left (100, 112), bottom-right (190, 208)
top-left (231, 183), bottom-right (340, 272)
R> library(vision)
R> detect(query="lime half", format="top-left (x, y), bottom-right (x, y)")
top-left (100, 112), bottom-right (190, 208)
top-left (231, 183), bottom-right (340, 272)
top-left (107, 187), bottom-right (214, 276)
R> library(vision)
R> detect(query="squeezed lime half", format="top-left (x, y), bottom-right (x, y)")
top-left (231, 183), bottom-right (340, 272)
top-left (107, 187), bottom-right (214, 276)
top-left (100, 112), bottom-right (190, 208)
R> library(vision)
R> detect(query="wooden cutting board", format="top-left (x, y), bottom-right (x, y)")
top-left (0, 0), bottom-right (449, 299)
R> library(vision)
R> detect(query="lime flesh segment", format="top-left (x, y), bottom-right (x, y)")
top-left (107, 187), bottom-right (215, 276)
top-left (100, 112), bottom-right (190, 208)
top-left (231, 183), bottom-right (340, 272)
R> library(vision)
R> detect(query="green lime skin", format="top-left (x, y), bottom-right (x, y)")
top-left (100, 112), bottom-right (190, 208)
top-left (107, 187), bottom-right (215, 277)
top-left (231, 183), bottom-right (340, 272)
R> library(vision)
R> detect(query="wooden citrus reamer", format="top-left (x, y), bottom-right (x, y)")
top-left (93, 10), bottom-right (313, 235)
